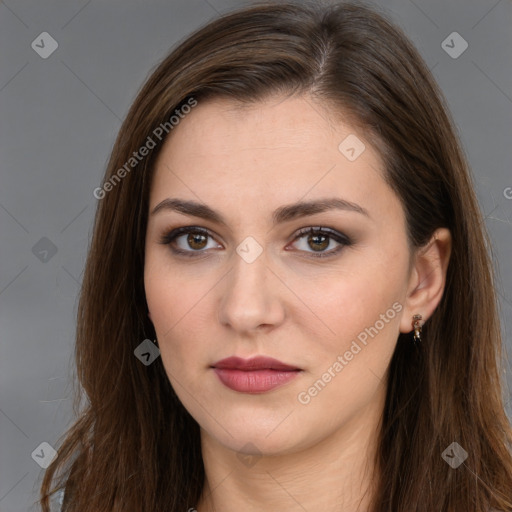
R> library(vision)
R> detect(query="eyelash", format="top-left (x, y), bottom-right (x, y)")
top-left (159, 225), bottom-right (353, 259)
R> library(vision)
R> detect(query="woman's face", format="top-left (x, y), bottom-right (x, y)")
top-left (144, 94), bottom-right (413, 455)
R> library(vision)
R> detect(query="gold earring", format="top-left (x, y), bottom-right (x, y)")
top-left (412, 314), bottom-right (422, 343)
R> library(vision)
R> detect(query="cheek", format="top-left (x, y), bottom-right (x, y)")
top-left (295, 271), bottom-right (404, 419)
top-left (145, 249), bottom-right (204, 327)
top-left (309, 247), bottom-right (407, 350)
top-left (144, 258), bottom-right (216, 371)
top-left (305, 285), bottom-right (401, 387)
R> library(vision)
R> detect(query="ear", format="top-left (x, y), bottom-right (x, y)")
top-left (399, 228), bottom-right (452, 334)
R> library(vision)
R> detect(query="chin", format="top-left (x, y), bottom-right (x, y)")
top-left (200, 411), bottom-right (314, 456)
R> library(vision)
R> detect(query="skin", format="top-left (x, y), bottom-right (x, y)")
top-left (144, 94), bottom-right (452, 512)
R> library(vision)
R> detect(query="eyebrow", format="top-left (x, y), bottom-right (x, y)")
top-left (150, 197), bottom-right (370, 225)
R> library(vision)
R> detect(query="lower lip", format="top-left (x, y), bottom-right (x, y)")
top-left (213, 368), bottom-right (301, 393)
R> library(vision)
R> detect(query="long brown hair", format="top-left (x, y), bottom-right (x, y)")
top-left (37, 1), bottom-right (512, 510)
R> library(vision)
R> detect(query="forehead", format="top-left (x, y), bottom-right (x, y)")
top-left (149, 95), bottom-right (396, 223)
top-left (158, 94), bottom-right (374, 162)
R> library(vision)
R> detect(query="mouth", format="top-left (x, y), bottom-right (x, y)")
top-left (211, 356), bottom-right (302, 393)
top-left (212, 356), bottom-right (301, 371)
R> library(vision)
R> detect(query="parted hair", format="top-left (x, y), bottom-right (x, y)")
top-left (38, 2), bottom-right (512, 511)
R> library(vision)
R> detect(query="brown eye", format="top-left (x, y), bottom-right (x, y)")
top-left (159, 226), bottom-right (223, 257)
top-left (289, 227), bottom-right (352, 259)
top-left (307, 233), bottom-right (329, 251)
top-left (187, 232), bottom-right (208, 250)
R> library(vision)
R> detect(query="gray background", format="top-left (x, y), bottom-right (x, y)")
top-left (1, 0), bottom-right (511, 510)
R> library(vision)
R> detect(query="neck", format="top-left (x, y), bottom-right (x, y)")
top-left (195, 396), bottom-right (383, 512)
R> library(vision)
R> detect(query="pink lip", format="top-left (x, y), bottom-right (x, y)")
top-left (211, 356), bottom-right (302, 393)
top-left (212, 356), bottom-right (300, 371)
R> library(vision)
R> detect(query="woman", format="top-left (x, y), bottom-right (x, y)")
top-left (38, 1), bottom-right (512, 511)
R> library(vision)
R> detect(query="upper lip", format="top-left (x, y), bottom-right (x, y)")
top-left (211, 356), bottom-right (301, 371)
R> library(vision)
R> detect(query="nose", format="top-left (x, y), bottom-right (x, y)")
top-left (217, 249), bottom-right (286, 334)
